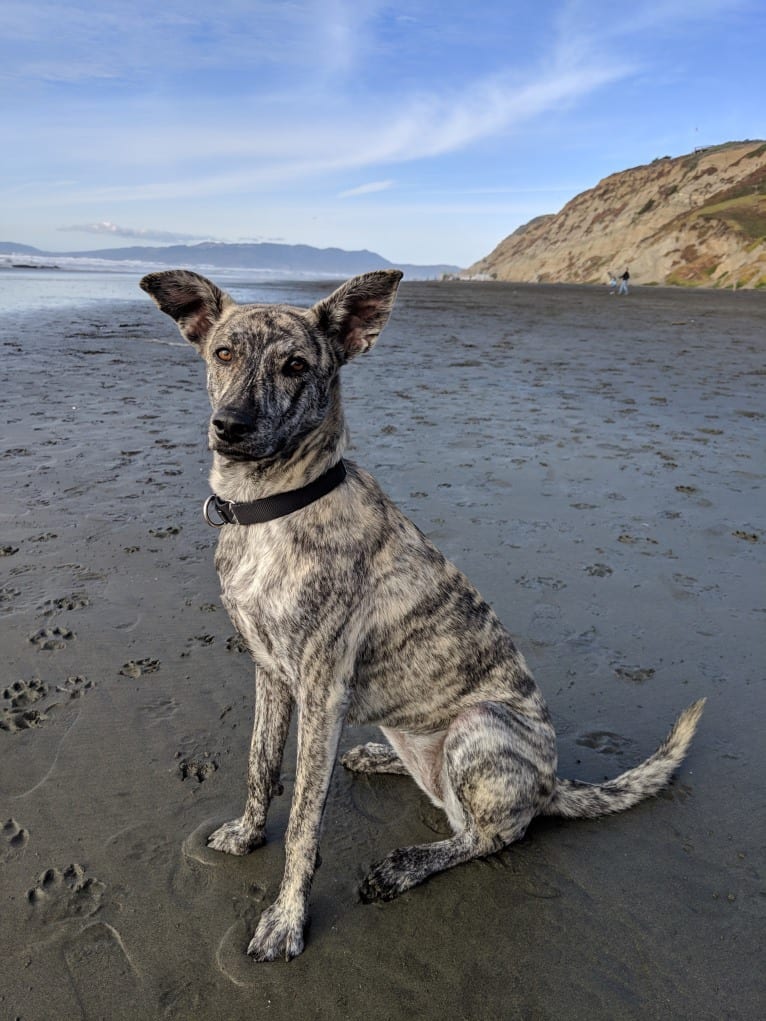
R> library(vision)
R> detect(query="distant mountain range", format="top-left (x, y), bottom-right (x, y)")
top-left (468, 140), bottom-right (766, 288)
top-left (0, 240), bottom-right (458, 280)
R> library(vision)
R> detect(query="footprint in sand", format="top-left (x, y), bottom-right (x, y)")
top-left (732, 530), bottom-right (759, 543)
top-left (191, 602), bottom-right (218, 613)
top-left (178, 755), bottom-right (219, 783)
top-left (576, 731), bottom-right (634, 756)
top-left (0, 704), bottom-right (49, 733)
top-left (27, 864), bottom-right (106, 924)
top-left (1, 679), bottom-right (50, 733)
top-left (613, 664), bottom-right (656, 683)
top-left (63, 922), bottom-right (144, 1019)
top-left (28, 625), bottom-right (76, 651)
top-left (515, 575), bottom-right (567, 592)
top-left (3, 677), bottom-right (48, 708)
top-left (2, 818), bottom-right (30, 860)
top-left (225, 633), bottom-right (248, 654)
top-left (40, 592), bottom-right (91, 615)
top-left (0, 585), bottom-right (22, 611)
top-left (119, 658), bottom-right (160, 678)
top-left (1, 675), bottom-right (94, 734)
top-left (585, 563), bottom-right (613, 577)
top-left (55, 675), bottom-right (95, 700)
top-left (617, 534), bottom-right (658, 547)
top-left (186, 633), bottom-right (215, 648)
top-left (148, 525), bottom-right (182, 538)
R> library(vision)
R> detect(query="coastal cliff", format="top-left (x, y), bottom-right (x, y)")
top-left (468, 141), bottom-right (766, 288)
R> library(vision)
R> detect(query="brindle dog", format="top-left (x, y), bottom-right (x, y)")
top-left (140, 269), bottom-right (705, 962)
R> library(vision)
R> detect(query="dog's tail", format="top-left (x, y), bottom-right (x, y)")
top-left (541, 699), bottom-right (706, 819)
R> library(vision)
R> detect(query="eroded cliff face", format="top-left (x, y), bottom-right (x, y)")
top-left (469, 141), bottom-right (766, 288)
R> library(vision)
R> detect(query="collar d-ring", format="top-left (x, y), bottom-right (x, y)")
top-left (203, 494), bottom-right (227, 528)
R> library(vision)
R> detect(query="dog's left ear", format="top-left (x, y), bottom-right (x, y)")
top-left (310, 270), bottom-right (403, 361)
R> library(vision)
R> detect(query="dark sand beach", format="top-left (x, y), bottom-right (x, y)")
top-left (1, 280), bottom-right (763, 1020)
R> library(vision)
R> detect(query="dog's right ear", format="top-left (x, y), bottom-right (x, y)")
top-left (139, 270), bottom-right (234, 349)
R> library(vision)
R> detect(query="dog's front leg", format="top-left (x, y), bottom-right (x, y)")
top-left (248, 681), bottom-right (348, 962)
top-left (208, 668), bottom-right (292, 855)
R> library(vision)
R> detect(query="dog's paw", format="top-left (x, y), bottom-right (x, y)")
top-left (341, 743), bottom-right (378, 772)
top-left (340, 742), bottom-right (402, 774)
top-left (207, 818), bottom-right (264, 856)
top-left (247, 902), bottom-right (305, 962)
top-left (360, 849), bottom-right (417, 903)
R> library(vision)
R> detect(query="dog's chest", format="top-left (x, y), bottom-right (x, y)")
top-left (214, 524), bottom-right (335, 681)
top-left (214, 528), bottom-right (285, 667)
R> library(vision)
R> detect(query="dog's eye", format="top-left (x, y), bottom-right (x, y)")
top-left (283, 357), bottom-right (308, 377)
top-left (215, 347), bottom-right (234, 364)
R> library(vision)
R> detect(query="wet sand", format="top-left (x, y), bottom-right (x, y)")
top-left (1, 281), bottom-right (763, 1020)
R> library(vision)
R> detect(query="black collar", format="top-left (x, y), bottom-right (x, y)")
top-left (203, 459), bottom-right (347, 527)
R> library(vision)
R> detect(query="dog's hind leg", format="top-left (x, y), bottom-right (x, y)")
top-left (360, 701), bottom-right (556, 902)
top-left (341, 742), bottom-right (409, 774)
top-left (360, 827), bottom-right (498, 902)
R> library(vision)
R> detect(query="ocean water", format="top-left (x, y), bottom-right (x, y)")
top-left (0, 268), bottom-right (145, 313)
top-left (0, 267), bottom-right (348, 315)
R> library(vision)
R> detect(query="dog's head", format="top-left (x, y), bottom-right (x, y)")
top-left (140, 269), bottom-right (402, 462)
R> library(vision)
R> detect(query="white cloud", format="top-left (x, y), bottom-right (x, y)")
top-left (338, 180), bottom-right (394, 198)
top-left (57, 221), bottom-right (216, 243)
top-left (4, 0), bottom-right (759, 265)
top-left (19, 52), bottom-right (631, 209)
top-left (0, 0), bottom-right (384, 85)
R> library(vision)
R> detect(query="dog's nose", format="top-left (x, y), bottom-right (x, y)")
top-left (211, 407), bottom-right (255, 442)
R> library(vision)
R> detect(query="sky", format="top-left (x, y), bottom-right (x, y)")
top-left (1, 0), bottom-right (764, 267)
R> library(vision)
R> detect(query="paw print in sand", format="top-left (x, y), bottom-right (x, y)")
top-left (3, 677), bottom-right (48, 708)
top-left (119, 658), bottom-right (160, 679)
top-left (29, 626), bottom-right (75, 650)
top-left (2, 818), bottom-right (30, 860)
top-left (1, 676), bottom-right (94, 733)
top-left (1, 678), bottom-right (49, 733)
top-left (27, 864), bottom-right (106, 923)
top-left (178, 754), bottom-right (219, 783)
top-left (40, 592), bottom-right (91, 615)
top-left (55, 675), bottom-right (95, 700)
top-left (225, 632), bottom-right (248, 654)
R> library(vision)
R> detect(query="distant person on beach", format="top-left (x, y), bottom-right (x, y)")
top-left (618, 268), bottom-right (630, 295)
top-left (608, 272), bottom-right (617, 294)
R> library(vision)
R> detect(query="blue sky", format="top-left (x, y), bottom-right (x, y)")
top-left (1, 0), bottom-right (763, 266)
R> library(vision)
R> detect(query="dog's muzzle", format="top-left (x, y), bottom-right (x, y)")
top-left (211, 406), bottom-right (256, 444)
